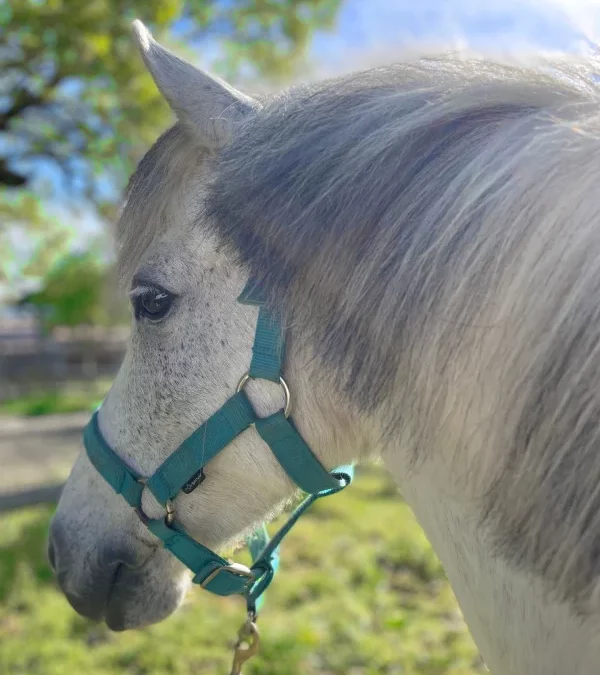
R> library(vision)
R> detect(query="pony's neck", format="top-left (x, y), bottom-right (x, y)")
top-left (285, 341), bottom-right (376, 469)
top-left (285, 315), bottom-right (600, 674)
top-left (382, 449), bottom-right (600, 674)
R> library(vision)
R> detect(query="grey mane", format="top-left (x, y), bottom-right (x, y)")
top-left (206, 57), bottom-right (599, 408)
top-left (205, 57), bottom-right (600, 611)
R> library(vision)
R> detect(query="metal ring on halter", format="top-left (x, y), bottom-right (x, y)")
top-left (134, 477), bottom-right (175, 526)
top-left (236, 373), bottom-right (292, 418)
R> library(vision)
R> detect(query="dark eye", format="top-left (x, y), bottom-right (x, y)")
top-left (133, 287), bottom-right (174, 321)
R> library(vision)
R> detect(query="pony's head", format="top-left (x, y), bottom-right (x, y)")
top-left (48, 21), bottom-right (364, 630)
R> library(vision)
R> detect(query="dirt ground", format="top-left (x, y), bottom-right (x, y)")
top-left (0, 413), bottom-right (87, 493)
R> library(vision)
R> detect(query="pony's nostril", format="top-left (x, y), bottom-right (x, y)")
top-left (47, 537), bottom-right (57, 572)
top-left (96, 540), bottom-right (157, 571)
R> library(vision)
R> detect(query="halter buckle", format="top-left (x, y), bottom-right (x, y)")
top-left (201, 563), bottom-right (255, 590)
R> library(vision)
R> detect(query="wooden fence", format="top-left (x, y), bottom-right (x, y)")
top-left (0, 319), bottom-right (128, 401)
top-left (0, 483), bottom-right (64, 512)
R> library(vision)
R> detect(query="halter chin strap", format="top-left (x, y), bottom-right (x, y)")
top-left (83, 279), bottom-right (353, 615)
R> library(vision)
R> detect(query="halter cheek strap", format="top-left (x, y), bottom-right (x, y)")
top-left (83, 280), bottom-right (353, 614)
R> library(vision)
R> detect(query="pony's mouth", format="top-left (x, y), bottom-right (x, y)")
top-left (49, 524), bottom-right (188, 631)
top-left (55, 564), bottom-right (117, 625)
top-left (104, 563), bottom-right (185, 631)
top-left (56, 560), bottom-right (186, 631)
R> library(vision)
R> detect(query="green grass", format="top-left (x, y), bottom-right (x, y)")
top-left (0, 380), bottom-right (111, 417)
top-left (0, 466), bottom-right (485, 675)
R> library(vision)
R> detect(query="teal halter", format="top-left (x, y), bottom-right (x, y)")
top-left (83, 280), bottom-right (353, 616)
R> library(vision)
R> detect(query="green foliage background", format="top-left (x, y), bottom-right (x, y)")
top-left (3, 0), bottom-right (340, 192)
top-left (19, 251), bottom-right (122, 328)
top-left (1, 0), bottom-right (340, 289)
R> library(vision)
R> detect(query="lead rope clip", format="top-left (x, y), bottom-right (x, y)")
top-left (229, 613), bottom-right (260, 675)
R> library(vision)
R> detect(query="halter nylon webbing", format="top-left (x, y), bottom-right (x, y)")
top-left (84, 280), bottom-right (352, 612)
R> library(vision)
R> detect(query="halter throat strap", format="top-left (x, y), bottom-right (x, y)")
top-left (83, 280), bottom-right (352, 610)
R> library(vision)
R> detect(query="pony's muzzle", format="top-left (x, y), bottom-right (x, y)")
top-left (48, 519), bottom-right (148, 626)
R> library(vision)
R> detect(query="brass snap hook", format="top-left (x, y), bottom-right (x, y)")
top-left (229, 614), bottom-right (260, 675)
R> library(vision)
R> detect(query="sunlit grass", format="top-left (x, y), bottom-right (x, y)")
top-left (0, 466), bottom-right (484, 675)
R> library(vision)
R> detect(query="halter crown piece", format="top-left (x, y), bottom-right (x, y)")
top-left (83, 280), bottom-right (353, 634)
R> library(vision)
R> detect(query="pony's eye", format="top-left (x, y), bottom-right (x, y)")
top-left (133, 287), bottom-right (174, 321)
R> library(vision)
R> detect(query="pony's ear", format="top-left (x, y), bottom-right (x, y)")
top-left (131, 20), bottom-right (257, 149)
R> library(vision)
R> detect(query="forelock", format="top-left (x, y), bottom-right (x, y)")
top-left (117, 124), bottom-right (206, 282)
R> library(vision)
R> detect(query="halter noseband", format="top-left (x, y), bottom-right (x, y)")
top-left (83, 280), bottom-right (352, 616)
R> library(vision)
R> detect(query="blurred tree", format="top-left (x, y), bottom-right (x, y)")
top-left (1, 0), bottom-right (340, 201)
top-left (0, 193), bottom-right (74, 284)
top-left (18, 250), bottom-right (127, 329)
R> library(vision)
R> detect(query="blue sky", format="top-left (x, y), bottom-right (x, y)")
top-left (6, 0), bottom-right (600, 295)
top-left (324, 0), bottom-right (598, 50)
top-left (311, 0), bottom-right (600, 67)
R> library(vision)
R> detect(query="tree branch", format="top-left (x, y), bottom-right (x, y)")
top-left (0, 71), bottom-right (65, 131)
top-left (0, 159), bottom-right (28, 187)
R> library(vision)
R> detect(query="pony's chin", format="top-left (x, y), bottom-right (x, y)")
top-left (104, 602), bottom-right (177, 632)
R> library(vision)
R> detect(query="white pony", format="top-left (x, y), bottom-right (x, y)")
top-left (49, 20), bottom-right (600, 674)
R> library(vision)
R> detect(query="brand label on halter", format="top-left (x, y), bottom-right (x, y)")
top-left (182, 468), bottom-right (206, 494)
